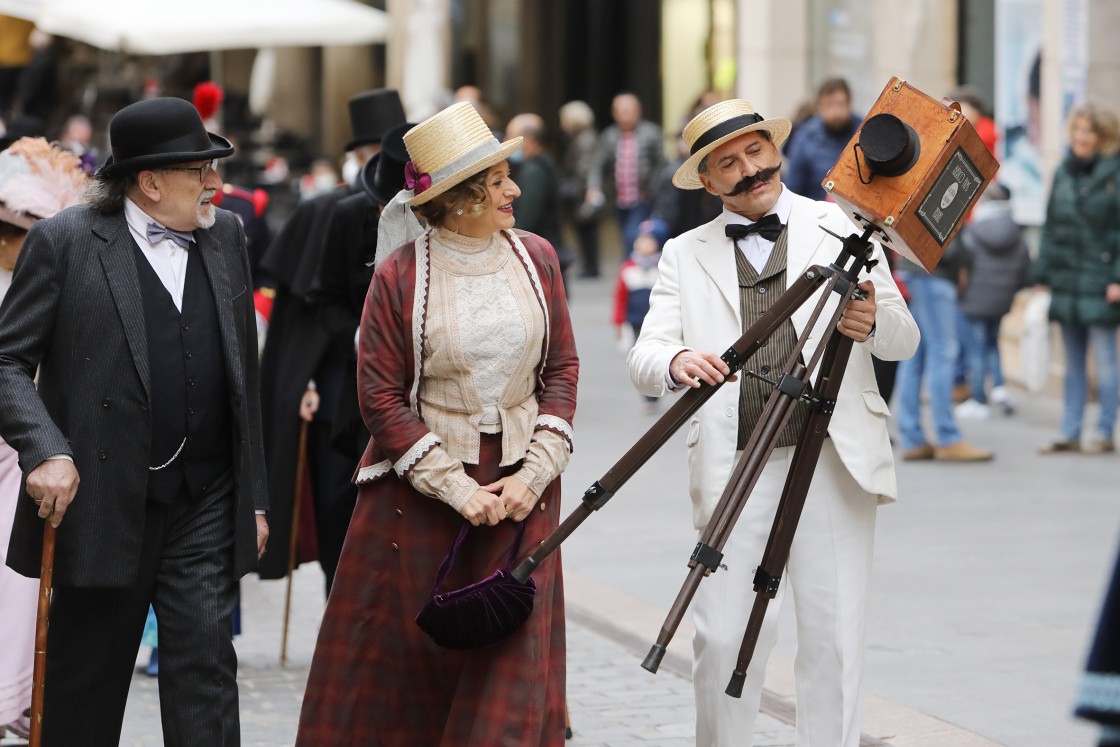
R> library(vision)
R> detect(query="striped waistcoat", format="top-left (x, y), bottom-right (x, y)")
top-left (734, 229), bottom-right (810, 450)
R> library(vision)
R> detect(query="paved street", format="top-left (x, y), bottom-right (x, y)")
top-left (104, 271), bottom-right (1114, 746)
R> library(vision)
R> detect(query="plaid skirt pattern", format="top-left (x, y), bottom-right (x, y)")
top-left (296, 434), bottom-right (566, 746)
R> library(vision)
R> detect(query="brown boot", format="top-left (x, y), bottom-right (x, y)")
top-left (933, 441), bottom-right (994, 462)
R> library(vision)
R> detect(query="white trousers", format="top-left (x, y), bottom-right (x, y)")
top-left (692, 439), bottom-right (878, 747)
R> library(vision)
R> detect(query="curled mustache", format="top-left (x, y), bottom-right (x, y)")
top-left (725, 162), bottom-right (782, 197)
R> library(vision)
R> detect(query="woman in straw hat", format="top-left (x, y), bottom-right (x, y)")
top-left (297, 101), bottom-right (577, 746)
top-left (0, 137), bottom-right (87, 741)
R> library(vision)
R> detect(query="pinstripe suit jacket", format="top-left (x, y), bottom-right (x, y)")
top-left (0, 205), bottom-right (269, 587)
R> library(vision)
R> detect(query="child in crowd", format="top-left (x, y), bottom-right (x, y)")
top-left (613, 220), bottom-right (664, 413)
top-left (955, 184), bottom-right (1032, 418)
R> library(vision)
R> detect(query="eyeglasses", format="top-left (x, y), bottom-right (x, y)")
top-left (162, 159), bottom-right (218, 183)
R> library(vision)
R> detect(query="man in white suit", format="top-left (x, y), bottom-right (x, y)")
top-left (628, 100), bottom-right (919, 747)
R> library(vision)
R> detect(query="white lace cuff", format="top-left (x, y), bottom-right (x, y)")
top-left (535, 414), bottom-right (574, 451)
top-left (393, 432), bottom-right (442, 476)
top-left (355, 459), bottom-right (393, 485)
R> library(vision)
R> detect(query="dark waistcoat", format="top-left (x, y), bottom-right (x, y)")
top-left (133, 242), bottom-right (232, 503)
top-left (734, 229), bottom-right (810, 450)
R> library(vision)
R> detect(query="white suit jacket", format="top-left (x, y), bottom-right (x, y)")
top-left (628, 193), bottom-right (919, 528)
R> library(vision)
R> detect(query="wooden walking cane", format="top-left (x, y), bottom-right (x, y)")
top-left (29, 520), bottom-right (57, 747)
top-left (280, 420), bottom-right (310, 667)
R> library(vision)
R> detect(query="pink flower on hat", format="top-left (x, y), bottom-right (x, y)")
top-left (404, 161), bottom-right (431, 195)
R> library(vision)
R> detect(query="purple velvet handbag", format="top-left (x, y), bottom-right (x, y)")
top-left (415, 521), bottom-right (537, 650)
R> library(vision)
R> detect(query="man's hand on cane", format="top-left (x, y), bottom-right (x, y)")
top-left (27, 459), bottom-right (81, 528)
top-left (256, 514), bottom-right (269, 558)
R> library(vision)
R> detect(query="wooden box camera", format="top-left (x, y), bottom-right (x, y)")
top-left (822, 77), bottom-right (1000, 272)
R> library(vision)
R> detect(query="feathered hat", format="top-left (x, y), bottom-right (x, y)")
top-left (0, 137), bottom-right (89, 229)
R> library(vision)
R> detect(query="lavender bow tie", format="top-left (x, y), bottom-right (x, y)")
top-left (146, 222), bottom-right (195, 249)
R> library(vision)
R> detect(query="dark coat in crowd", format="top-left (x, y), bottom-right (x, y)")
top-left (306, 190), bottom-right (379, 459)
top-left (1033, 153), bottom-right (1120, 327)
top-left (653, 156), bottom-right (722, 240)
top-left (958, 201), bottom-right (1031, 320)
top-left (511, 153), bottom-right (563, 252)
top-left (256, 184), bottom-right (355, 580)
top-left (784, 113), bottom-right (861, 201)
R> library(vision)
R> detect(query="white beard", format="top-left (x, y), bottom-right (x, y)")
top-left (196, 201), bottom-right (216, 229)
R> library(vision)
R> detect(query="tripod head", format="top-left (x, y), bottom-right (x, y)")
top-left (821, 224), bottom-right (880, 292)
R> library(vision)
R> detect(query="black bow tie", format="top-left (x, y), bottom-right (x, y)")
top-left (726, 214), bottom-right (784, 243)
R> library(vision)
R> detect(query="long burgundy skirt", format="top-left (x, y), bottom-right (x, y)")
top-left (296, 433), bottom-right (566, 747)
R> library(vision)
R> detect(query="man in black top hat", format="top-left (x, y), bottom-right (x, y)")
top-left (0, 96), bottom-right (269, 746)
top-left (291, 122), bottom-right (415, 589)
top-left (256, 88), bottom-right (406, 591)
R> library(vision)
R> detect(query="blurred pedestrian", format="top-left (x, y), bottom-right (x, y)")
top-left (612, 219), bottom-right (663, 414)
top-left (308, 121), bottom-right (416, 463)
top-left (628, 98), bottom-right (917, 747)
top-left (297, 101), bottom-right (578, 746)
top-left (505, 112), bottom-right (571, 282)
top-left (0, 136), bottom-right (84, 742)
top-left (954, 185), bottom-right (1031, 419)
top-left (1035, 102), bottom-right (1120, 454)
top-left (950, 85), bottom-right (999, 157)
top-left (895, 237), bottom-right (994, 461)
top-left (257, 88), bottom-right (406, 594)
top-left (784, 77), bottom-right (861, 200)
top-left (652, 128), bottom-right (722, 240)
top-left (586, 93), bottom-right (666, 261)
top-left (558, 100), bottom-right (602, 277)
top-left (0, 98), bottom-right (268, 746)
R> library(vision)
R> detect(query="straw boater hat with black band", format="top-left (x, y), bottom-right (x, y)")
top-left (97, 97), bottom-right (234, 179)
top-left (403, 101), bottom-right (522, 206)
top-left (673, 99), bottom-right (792, 190)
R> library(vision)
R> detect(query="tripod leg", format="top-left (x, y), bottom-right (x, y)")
top-left (643, 364), bottom-right (808, 673)
top-left (726, 333), bottom-right (856, 697)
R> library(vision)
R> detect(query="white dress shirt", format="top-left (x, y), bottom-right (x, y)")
top-left (124, 197), bottom-right (192, 311)
top-left (722, 184), bottom-right (794, 274)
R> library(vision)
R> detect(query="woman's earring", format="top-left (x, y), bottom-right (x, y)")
top-left (455, 209), bottom-right (463, 216)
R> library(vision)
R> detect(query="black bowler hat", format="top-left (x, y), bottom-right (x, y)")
top-left (858, 113), bottom-right (921, 177)
top-left (98, 97), bottom-right (234, 178)
top-left (345, 88), bottom-right (407, 152)
top-left (360, 121), bottom-right (415, 205)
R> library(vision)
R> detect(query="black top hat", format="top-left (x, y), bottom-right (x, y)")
top-left (360, 121), bottom-right (415, 205)
top-left (345, 88), bottom-right (407, 152)
top-left (98, 97), bottom-right (234, 179)
top-left (858, 113), bottom-right (921, 178)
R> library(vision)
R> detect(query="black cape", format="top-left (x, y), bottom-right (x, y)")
top-left (256, 184), bottom-right (355, 579)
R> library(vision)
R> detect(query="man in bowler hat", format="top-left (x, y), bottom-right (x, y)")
top-left (0, 97), bottom-right (269, 746)
top-left (256, 88), bottom-right (406, 593)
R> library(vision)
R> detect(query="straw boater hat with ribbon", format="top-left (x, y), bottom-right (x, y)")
top-left (402, 101), bottom-right (522, 206)
top-left (673, 99), bottom-right (792, 190)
